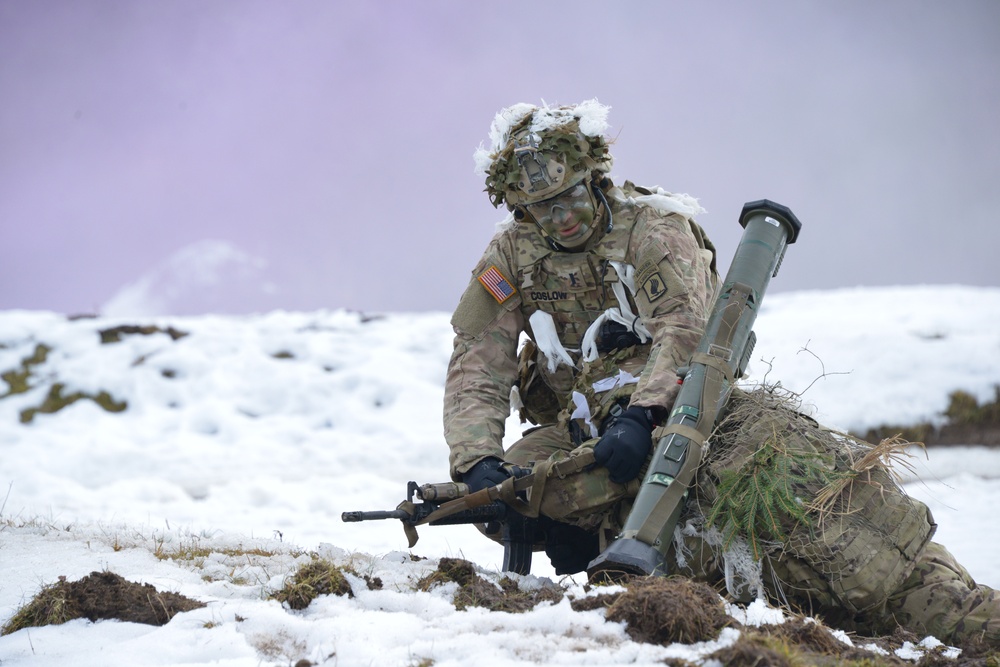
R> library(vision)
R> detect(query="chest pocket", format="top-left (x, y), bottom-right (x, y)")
top-left (524, 254), bottom-right (608, 348)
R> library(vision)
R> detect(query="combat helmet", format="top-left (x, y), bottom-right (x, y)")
top-left (475, 100), bottom-right (614, 209)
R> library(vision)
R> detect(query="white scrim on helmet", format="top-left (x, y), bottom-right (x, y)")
top-left (472, 103), bottom-right (536, 175)
top-left (473, 99), bottom-right (611, 176)
top-left (529, 99), bottom-right (610, 139)
top-left (474, 99), bottom-right (614, 209)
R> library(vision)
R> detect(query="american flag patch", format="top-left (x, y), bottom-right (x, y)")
top-left (478, 265), bottom-right (515, 304)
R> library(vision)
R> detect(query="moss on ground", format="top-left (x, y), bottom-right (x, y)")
top-left (0, 343), bottom-right (51, 397)
top-left (19, 383), bottom-right (128, 423)
top-left (860, 386), bottom-right (1000, 447)
top-left (98, 324), bottom-right (188, 344)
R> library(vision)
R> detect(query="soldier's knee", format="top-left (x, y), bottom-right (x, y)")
top-left (505, 424), bottom-right (574, 467)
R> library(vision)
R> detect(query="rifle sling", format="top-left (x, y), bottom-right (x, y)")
top-left (500, 447), bottom-right (598, 516)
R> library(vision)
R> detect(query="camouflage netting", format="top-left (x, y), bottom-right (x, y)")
top-left (473, 100), bottom-right (614, 208)
top-left (685, 386), bottom-right (934, 613)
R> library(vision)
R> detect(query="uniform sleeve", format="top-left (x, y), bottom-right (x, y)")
top-left (627, 209), bottom-right (719, 414)
top-left (443, 237), bottom-right (524, 480)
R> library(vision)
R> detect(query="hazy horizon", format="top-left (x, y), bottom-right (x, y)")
top-left (2, 1), bottom-right (998, 316)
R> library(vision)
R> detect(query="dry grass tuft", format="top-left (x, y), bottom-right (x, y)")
top-left (809, 434), bottom-right (923, 519)
top-left (270, 558), bottom-right (354, 610)
top-left (416, 557), bottom-right (562, 612)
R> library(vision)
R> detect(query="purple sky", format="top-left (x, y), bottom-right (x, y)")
top-left (2, 1), bottom-right (998, 316)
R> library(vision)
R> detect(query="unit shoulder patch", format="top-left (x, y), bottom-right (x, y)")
top-left (634, 259), bottom-right (658, 292)
top-left (478, 265), bottom-right (516, 304)
top-left (641, 271), bottom-right (668, 302)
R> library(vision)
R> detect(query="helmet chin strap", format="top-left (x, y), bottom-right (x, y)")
top-left (515, 208), bottom-right (567, 252)
top-left (535, 222), bottom-right (569, 253)
top-left (521, 182), bottom-right (611, 253)
top-left (593, 183), bottom-right (613, 233)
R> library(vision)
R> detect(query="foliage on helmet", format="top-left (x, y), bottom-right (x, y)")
top-left (474, 100), bottom-right (614, 209)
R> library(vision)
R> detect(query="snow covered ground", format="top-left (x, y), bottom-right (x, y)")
top-left (1, 284), bottom-right (999, 665)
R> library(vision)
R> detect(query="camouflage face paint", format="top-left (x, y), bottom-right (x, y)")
top-left (526, 183), bottom-right (597, 249)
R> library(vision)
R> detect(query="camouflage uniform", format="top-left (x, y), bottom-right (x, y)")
top-left (668, 389), bottom-right (1000, 646)
top-left (444, 179), bottom-right (719, 486)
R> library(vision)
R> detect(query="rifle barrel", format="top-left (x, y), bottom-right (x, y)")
top-left (341, 509), bottom-right (410, 522)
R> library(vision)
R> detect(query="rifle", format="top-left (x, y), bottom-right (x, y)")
top-left (587, 199), bottom-right (802, 579)
top-left (341, 479), bottom-right (541, 575)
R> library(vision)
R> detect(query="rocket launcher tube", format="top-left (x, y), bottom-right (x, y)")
top-left (587, 199), bottom-right (802, 579)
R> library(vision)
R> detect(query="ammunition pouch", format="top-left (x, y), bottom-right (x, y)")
top-left (515, 340), bottom-right (563, 425)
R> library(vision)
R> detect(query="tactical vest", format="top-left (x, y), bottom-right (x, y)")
top-left (512, 197), bottom-right (650, 428)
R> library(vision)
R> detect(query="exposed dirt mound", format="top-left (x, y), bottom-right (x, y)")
top-left (417, 557), bottom-right (563, 612)
top-left (731, 619), bottom-right (909, 666)
top-left (708, 634), bottom-right (792, 667)
top-left (574, 582), bottom-right (934, 664)
top-left (947, 634), bottom-right (1000, 666)
top-left (593, 576), bottom-right (734, 646)
top-left (1, 571), bottom-right (205, 635)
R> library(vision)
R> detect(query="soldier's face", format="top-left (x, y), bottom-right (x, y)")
top-left (525, 183), bottom-right (597, 249)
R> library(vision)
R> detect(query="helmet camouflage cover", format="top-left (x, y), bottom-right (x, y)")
top-left (474, 100), bottom-right (615, 209)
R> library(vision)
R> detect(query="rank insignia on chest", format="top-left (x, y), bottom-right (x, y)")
top-left (478, 265), bottom-right (516, 304)
top-left (642, 271), bottom-right (668, 302)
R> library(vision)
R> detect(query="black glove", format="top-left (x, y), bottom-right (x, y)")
top-left (593, 406), bottom-right (653, 484)
top-left (544, 521), bottom-right (600, 575)
top-left (461, 457), bottom-right (511, 494)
